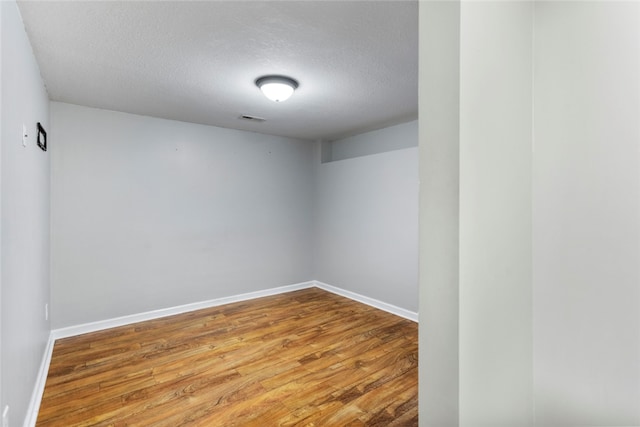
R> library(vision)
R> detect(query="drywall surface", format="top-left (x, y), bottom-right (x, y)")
top-left (314, 142), bottom-right (418, 313)
top-left (533, 2), bottom-right (640, 425)
top-left (1, 1), bottom-right (51, 425)
top-left (459, 2), bottom-right (533, 425)
top-left (418, 1), bottom-right (460, 425)
top-left (417, 1), bottom-right (639, 425)
top-left (50, 102), bottom-right (314, 328)
top-left (0, 0), bottom-right (3, 416)
top-left (329, 120), bottom-right (417, 161)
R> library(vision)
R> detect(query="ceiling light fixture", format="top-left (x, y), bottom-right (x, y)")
top-left (255, 75), bottom-right (299, 102)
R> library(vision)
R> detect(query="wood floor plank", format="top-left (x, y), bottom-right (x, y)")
top-left (36, 288), bottom-right (418, 426)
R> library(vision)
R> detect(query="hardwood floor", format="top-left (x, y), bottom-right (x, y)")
top-left (36, 288), bottom-right (418, 426)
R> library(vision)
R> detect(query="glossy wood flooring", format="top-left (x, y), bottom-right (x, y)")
top-left (37, 288), bottom-right (418, 426)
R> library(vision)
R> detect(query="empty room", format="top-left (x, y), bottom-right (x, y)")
top-left (2, 1), bottom-right (639, 427)
top-left (3, 1), bottom-right (419, 425)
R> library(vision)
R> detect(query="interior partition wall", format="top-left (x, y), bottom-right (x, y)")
top-left (419, 1), bottom-right (640, 426)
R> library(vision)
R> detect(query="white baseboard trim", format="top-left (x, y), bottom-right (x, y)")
top-left (29, 280), bottom-right (416, 425)
top-left (23, 332), bottom-right (55, 427)
top-left (51, 280), bottom-right (418, 341)
top-left (313, 281), bottom-right (419, 322)
top-left (52, 281), bottom-right (316, 340)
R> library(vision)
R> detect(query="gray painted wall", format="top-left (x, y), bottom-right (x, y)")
top-left (314, 130), bottom-right (418, 313)
top-left (329, 120), bottom-right (417, 162)
top-left (1, 1), bottom-right (51, 425)
top-left (50, 102), bottom-right (315, 328)
top-left (418, 1), bottom-right (460, 425)
top-left (418, 1), bottom-right (640, 425)
top-left (533, 2), bottom-right (640, 425)
top-left (459, 2), bottom-right (534, 425)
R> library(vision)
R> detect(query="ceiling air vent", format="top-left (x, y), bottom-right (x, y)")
top-left (239, 115), bottom-right (266, 123)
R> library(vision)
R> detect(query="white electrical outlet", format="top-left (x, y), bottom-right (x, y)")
top-left (45, 303), bottom-right (49, 321)
top-left (3, 405), bottom-right (9, 427)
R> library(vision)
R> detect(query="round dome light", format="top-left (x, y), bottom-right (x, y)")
top-left (255, 75), bottom-right (299, 102)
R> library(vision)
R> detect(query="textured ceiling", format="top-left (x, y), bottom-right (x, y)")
top-left (17, 1), bottom-right (418, 141)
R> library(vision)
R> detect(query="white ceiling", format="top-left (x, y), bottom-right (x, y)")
top-left (17, 0), bottom-right (418, 141)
